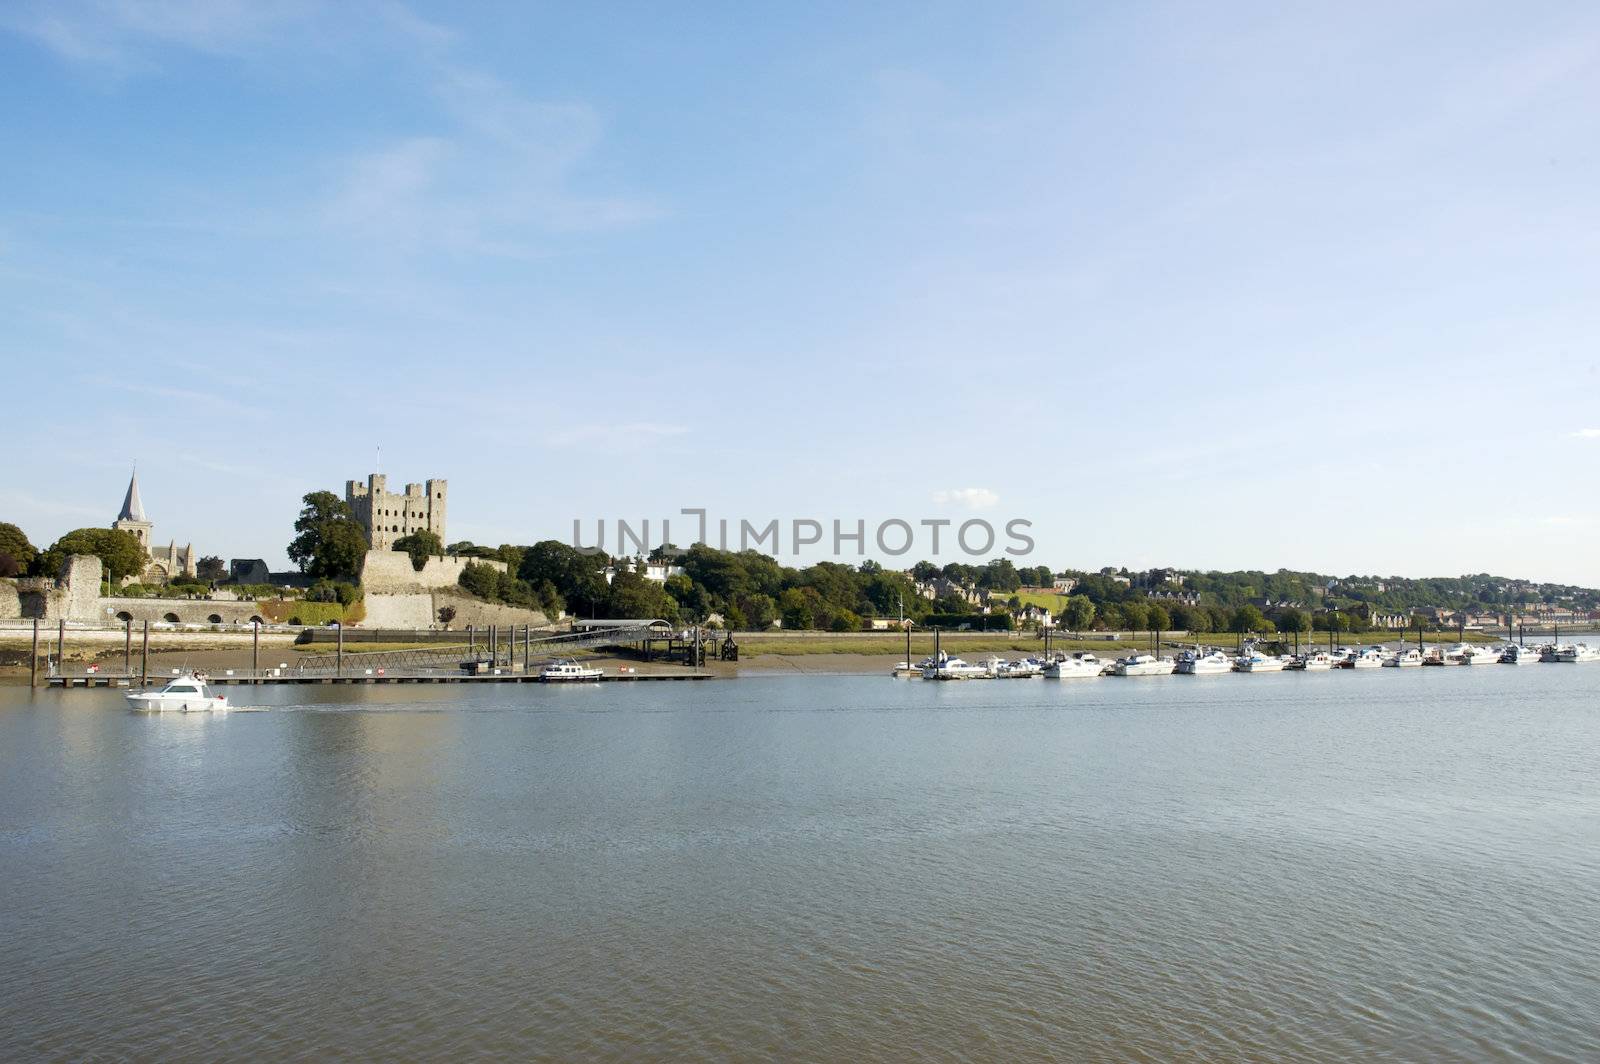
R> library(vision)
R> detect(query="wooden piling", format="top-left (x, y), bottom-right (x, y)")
top-left (30, 618), bottom-right (39, 688)
top-left (57, 619), bottom-right (65, 678)
top-left (124, 618), bottom-right (132, 678)
top-left (252, 620), bottom-right (260, 673)
top-left (336, 622), bottom-right (344, 676)
top-left (140, 620), bottom-right (149, 685)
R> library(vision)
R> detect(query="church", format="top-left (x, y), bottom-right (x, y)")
top-left (111, 470), bottom-right (198, 583)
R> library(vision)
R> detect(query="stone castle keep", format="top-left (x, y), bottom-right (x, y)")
top-left (345, 474), bottom-right (447, 550)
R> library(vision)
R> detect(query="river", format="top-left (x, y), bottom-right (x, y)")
top-left (2, 667), bottom-right (1597, 1061)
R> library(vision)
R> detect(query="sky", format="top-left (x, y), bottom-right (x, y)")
top-left (3, 1), bottom-right (1599, 584)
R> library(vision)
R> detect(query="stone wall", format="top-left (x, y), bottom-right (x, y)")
top-left (0, 579), bottom-right (20, 620)
top-left (363, 589), bottom-right (546, 630)
top-left (360, 550), bottom-right (506, 595)
top-left (101, 598), bottom-right (267, 626)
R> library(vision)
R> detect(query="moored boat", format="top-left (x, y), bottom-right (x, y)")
top-left (1382, 648), bottom-right (1425, 667)
top-left (1112, 653), bottom-right (1176, 676)
top-left (1292, 651), bottom-right (1336, 671)
top-left (541, 658), bottom-right (604, 681)
top-left (1176, 649), bottom-right (1232, 674)
top-left (1043, 653), bottom-right (1105, 679)
top-left (1234, 651), bottom-right (1288, 673)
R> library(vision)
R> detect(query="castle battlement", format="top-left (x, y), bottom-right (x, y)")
top-left (345, 473), bottom-right (447, 550)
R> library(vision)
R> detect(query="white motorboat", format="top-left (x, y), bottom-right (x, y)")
top-left (1233, 651), bottom-right (1288, 673)
top-left (1383, 648), bottom-right (1425, 667)
top-left (998, 658), bottom-right (1042, 678)
top-left (1347, 647), bottom-right (1386, 669)
top-left (924, 654), bottom-right (989, 680)
top-left (125, 672), bottom-right (229, 712)
top-left (1292, 651), bottom-right (1336, 671)
top-left (1498, 645), bottom-right (1540, 665)
top-left (1112, 653), bottom-right (1175, 676)
top-left (1175, 649), bottom-right (1232, 674)
top-left (1548, 643), bottom-right (1600, 663)
top-left (1457, 645), bottom-right (1500, 666)
top-left (1044, 653), bottom-right (1104, 679)
top-left (541, 658), bottom-right (604, 681)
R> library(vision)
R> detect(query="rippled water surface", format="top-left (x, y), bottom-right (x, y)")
top-left (3, 668), bottom-right (1598, 1061)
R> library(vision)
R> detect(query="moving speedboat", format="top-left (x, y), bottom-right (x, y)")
top-left (1383, 648), bottom-right (1424, 667)
top-left (1175, 649), bottom-right (1232, 674)
top-left (125, 672), bottom-right (229, 712)
top-left (541, 658), bottom-right (604, 681)
top-left (1043, 653), bottom-right (1104, 679)
top-left (1113, 653), bottom-right (1175, 676)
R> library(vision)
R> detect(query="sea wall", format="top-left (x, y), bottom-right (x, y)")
top-left (360, 550), bottom-right (507, 595)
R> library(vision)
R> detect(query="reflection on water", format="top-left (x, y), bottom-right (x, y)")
top-left (2, 669), bottom-right (1598, 1061)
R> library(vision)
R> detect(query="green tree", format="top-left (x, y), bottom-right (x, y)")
top-left (39, 527), bottom-right (146, 581)
top-left (437, 605), bottom-right (457, 629)
top-left (392, 529), bottom-right (444, 572)
top-left (0, 522), bottom-right (38, 575)
top-left (779, 587), bottom-right (816, 630)
top-left (1230, 605), bottom-right (1269, 633)
top-left (1147, 604), bottom-right (1171, 632)
top-left (1276, 607), bottom-right (1311, 634)
top-left (1120, 601), bottom-right (1149, 632)
top-left (604, 571), bottom-right (680, 622)
top-left (1062, 594), bottom-right (1095, 631)
top-left (196, 555), bottom-right (226, 582)
top-left (288, 491), bottom-right (369, 580)
top-left (459, 561), bottom-right (502, 600)
top-left (518, 540), bottom-right (608, 616)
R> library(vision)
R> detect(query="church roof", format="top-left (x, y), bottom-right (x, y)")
top-left (118, 470), bottom-right (146, 522)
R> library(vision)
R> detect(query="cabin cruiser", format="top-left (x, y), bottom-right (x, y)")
top-left (1112, 653), bottom-right (1175, 676)
top-left (923, 654), bottom-right (989, 680)
top-left (1457, 645), bottom-right (1500, 666)
top-left (1291, 651), bottom-right (1336, 671)
top-left (1233, 650), bottom-right (1288, 672)
top-left (1499, 644), bottom-right (1540, 664)
top-left (1044, 653), bottom-right (1104, 679)
top-left (540, 658), bottom-right (604, 681)
top-left (983, 656), bottom-right (1040, 678)
top-left (1346, 647), bottom-right (1386, 669)
top-left (1382, 648), bottom-right (1425, 667)
top-left (1547, 643), bottom-right (1600, 663)
top-left (1175, 649), bottom-right (1232, 674)
top-left (125, 672), bottom-right (229, 712)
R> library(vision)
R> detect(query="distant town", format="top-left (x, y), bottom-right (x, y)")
top-left (3, 470), bottom-right (1598, 638)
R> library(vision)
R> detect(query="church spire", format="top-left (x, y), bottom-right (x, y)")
top-left (118, 468), bottom-right (146, 523)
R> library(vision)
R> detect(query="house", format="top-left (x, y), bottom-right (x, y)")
top-left (1015, 604), bottom-right (1052, 628)
top-left (863, 616), bottom-right (910, 631)
top-left (1051, 575), bottom-right (1078, 593)
top-left (1148, 589), bottom-right (1200, 606)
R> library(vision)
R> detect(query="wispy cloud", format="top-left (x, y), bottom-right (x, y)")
top-left (932, 487), bottom-right (999, 510)
top-left (548, 422), bottom-right (689, 449)
top-left (1569, 428), bottom-right (1600, 439)
top-left (79, 376), bottom-right (269, 420)
top-left (2, 0), bottom-right (314, 70)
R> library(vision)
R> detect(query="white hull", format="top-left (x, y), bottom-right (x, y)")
top-left (1177, 661), bottom-right (1232, 674)
top-left (1382, 653), bottom-right (1424, 667)
top-left (1235, 662), bottom-right (1287, 673)
top-left (125, 693), bottom-right (229, 712)
top-left (1114, 661), bottom-right (1175, 676)
top-left (1348, 658), bottom-right (1383, 669)
top-left (1044, 662), bottom-right (1103, 679)
top-left (1298, 660), bottom-right (1333, 671)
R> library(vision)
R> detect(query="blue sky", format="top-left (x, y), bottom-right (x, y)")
top-left (3, 1), bottom-right (1599, 584)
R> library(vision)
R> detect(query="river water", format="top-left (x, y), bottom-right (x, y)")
top-left (2, 668), bottom-right (1597, 1062)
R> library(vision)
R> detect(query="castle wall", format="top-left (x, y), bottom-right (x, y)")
top-left (362, 589), bottom-right (547, 630)
top-left (360, 550), bottom-right (505, 595)
top-left (346, 474), bottom-right (447, 550)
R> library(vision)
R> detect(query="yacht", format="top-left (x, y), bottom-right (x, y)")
top-left (983, 656), bottom-right (1041, 678)
top-left (1382, 648), bottom-right (1425, 667)
top-left (125, 672), bottom-right (229, 712)
top-left (1233, 650), bottom-right (1288, 672)
top-left (1549, 643), bottom-right (1600, 663)
top-left (541, 658), bottom-right (604, 681)
top-left (1112, 653), bottom-right (1175, 676)
top-left (1292, 651), bottom-right (1336, 671)
top-left (923, 655), bottom-right (989, 680)
top-left (1457, 645), bottom-right (1500, 666)
top-left (1175, 649), bottom-right (1233, 674)
top-left (1044, 653), bottom-right (1104, 679)
top-left (1498, 645), bottom-right (1540, 665)
top-left (1347, 647), bottom-right (1386, 669)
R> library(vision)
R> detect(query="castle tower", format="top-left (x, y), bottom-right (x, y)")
top-left (345, 473), bottom-right (447, 550)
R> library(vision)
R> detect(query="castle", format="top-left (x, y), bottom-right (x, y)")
top-left (112, 470), bottom-right (198, 582)
top-left (345, 474), bottom-right (447, 550)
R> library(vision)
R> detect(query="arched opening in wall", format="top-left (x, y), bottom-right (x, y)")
top-left (115, 611), bottom-right (133, 623)
top-left (249, 615), bottom-right (264, 625)
top-left (162, 613), bottom-right (180, 623)
top-left (207, 614), bottom-right (223, 624)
